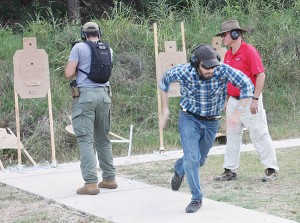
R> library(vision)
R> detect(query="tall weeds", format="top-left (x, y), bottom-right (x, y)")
top-left (0, 1), bottom-right (299, 165)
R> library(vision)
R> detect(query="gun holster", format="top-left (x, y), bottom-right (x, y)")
top-left (70, 80), bottom-right (80, 98)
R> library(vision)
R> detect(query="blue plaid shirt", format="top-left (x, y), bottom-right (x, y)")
top-left (159, 63), bottom-right (254, 116)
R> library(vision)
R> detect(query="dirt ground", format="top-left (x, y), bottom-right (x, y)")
top-left (1, 147), bottom-right (299, 223)
top-left (0, 183), bottom-right (110, 223)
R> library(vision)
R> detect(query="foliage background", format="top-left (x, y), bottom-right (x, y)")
top-left (0, 0), bottom-right (299, 166)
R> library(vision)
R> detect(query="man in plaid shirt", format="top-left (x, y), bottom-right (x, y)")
top-left (159, 44), bottom-right (253, 213)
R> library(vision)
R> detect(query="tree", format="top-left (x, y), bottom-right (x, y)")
top-left (67, 0), bottom-right (80, 22)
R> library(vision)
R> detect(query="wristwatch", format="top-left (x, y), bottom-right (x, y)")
top-left (252, 96), bottom-right (259, 100)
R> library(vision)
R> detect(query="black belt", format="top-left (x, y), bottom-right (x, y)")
top-left (230, 96), bottom-right (240, 100)
top-left (181, 108), bottom-right (221, 121)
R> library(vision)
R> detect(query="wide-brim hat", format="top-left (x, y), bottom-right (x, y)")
top-left (216, 20), bottom-right (247, 36)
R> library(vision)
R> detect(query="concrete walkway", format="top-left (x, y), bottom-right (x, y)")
top-left (1, 138), bottom-right (299, 223)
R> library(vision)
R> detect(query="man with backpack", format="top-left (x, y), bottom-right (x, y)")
top-left (65, 21), bottom-right (117, 195)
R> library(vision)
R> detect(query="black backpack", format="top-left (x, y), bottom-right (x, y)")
top-left (78, 41), bottom-right (112, 84)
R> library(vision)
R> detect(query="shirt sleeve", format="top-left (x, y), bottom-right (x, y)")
top-left (159, 64), bottom-right (186, 92)
top-left (246, 45), bottom-right (265, 75)
top-left (68, 44), bottom-right (80, 62)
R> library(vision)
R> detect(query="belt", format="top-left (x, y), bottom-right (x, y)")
top-left (181, 108), bottom-right (221, 121)
top-left (230, 96), bottom-right (240, 100)
top-left (79, 86), bottom-right (109, 92)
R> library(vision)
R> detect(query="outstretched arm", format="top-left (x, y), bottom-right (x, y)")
top-left (159, 90), bottom-right (170, 129)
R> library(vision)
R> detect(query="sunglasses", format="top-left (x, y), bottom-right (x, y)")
top-left (200, 63), bottom-right (216, 70)
top-left (221, 32), bottom-right (230, 38)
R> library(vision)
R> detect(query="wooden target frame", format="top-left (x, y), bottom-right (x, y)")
top-left (212, 36), bottom-right (227, 62)
top-left (13, 37), bottom-right (56, 169)
top-left (154, 22), bottom-right (187, 152)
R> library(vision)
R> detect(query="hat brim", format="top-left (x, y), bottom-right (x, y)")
top-left (202, 59), bottom-right (220, 67)
top-left (216, 28), bottom-right (247, 36)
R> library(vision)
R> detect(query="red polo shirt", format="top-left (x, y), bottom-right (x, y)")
top-left (224, 41), bottom-right (264, 97)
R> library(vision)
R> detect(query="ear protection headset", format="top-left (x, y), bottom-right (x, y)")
top-left (80, 26), bottom-right (86, 40)
top-left (189, 44), bottom-right (221, 68)
top-left (80, 26), bottom-right (102, 41)
top-left (189, 44), bottom-right (204, 68)
top-left (230, 30), bottom-right (240, 40)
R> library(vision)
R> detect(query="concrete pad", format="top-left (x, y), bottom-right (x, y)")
top-left (0, 162), bottom-right (296, 223)
top-left (1, 138), bottom-right (299, 223)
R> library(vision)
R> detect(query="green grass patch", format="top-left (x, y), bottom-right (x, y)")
top-left (0, 1), bottom-right (299, 166)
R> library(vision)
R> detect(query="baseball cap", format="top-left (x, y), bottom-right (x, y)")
top-left (82, 22), bottom-right (100, 32)
top-left (194, 45), bottom-right (220, 67)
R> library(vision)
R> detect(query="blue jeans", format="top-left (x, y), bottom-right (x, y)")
top-left (175, 110), bottom-right (220, 201)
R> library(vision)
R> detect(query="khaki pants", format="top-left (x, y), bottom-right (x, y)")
top-left (224, 96), bottom-right (279, 172)
top-left (72, 87), bottom-right (116, 184)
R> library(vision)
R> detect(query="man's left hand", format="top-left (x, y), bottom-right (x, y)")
top-left (250, 100), bottom-right (258, 114)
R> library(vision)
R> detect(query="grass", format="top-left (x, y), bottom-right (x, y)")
top-left (0, 1), bottom-right (299, 222)
top-left (0, 183), bottom-right (111, 223)
top-left (1, 147), bottom-right (299, 222)
top-left (0, 1), bottom-right (300, 165)
top-left (116, 147), bottom-right (300, 222)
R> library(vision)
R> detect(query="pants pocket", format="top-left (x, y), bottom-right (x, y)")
top-left (72, 108), bottom-right (88, 137)
top-left (249, 109), bottom-right (269, 138)
top-left (103, 96), bottom-right (111, 133)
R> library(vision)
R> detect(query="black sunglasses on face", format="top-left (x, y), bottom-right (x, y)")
top-left (221, 32), bottom-right (230, 38)
top-left (200, 63), bottom-right (216, 70)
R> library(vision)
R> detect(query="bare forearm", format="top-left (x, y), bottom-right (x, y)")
top-left (159, 90), bottom-right (170, 129)
top-left (254, 72), bottom-right (265, 97)
top-left (65, 61), bottom-right (78, 79)
top-left (160, 91), bottom-right (169, 111)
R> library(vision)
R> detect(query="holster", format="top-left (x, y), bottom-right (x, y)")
top-left (70, 80), bottom-right (80, 98)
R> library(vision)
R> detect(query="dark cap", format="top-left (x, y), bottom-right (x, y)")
top-left (194, 44), bottom-right (220, 67)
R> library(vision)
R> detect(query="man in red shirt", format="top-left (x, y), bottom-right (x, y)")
top-left (214, 20), bottom-right (279, 182)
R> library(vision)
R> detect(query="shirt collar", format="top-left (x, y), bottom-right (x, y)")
top-left (229, 41), bottom-right (247, 55)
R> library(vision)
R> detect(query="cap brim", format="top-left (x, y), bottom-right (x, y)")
top-left (202, 59), bottom-right (220, 67)
top-left (215, 28), bottom-right (247, 36)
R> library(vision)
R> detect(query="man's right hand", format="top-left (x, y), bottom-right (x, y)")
top-left (159, 108), bottom-right (170, 129)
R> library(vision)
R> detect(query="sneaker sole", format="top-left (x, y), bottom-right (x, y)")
top-left (171, 177), bottom-right (184, 191)
top-left (222, 176), bottom-right (237, 181)
top-left (186, 207), bottom-right (200, 213)
top-left (213, 176), bottom-right (237, 181)
top-left (98, 184), bottom-right (118, 189)
top-left (76, 190), bottom-right (100, 195)
top-left (262, 177), bottom-right (278, 182)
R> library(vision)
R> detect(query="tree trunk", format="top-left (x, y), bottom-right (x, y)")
top-left (67, 0), bottom-right (80, 22)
